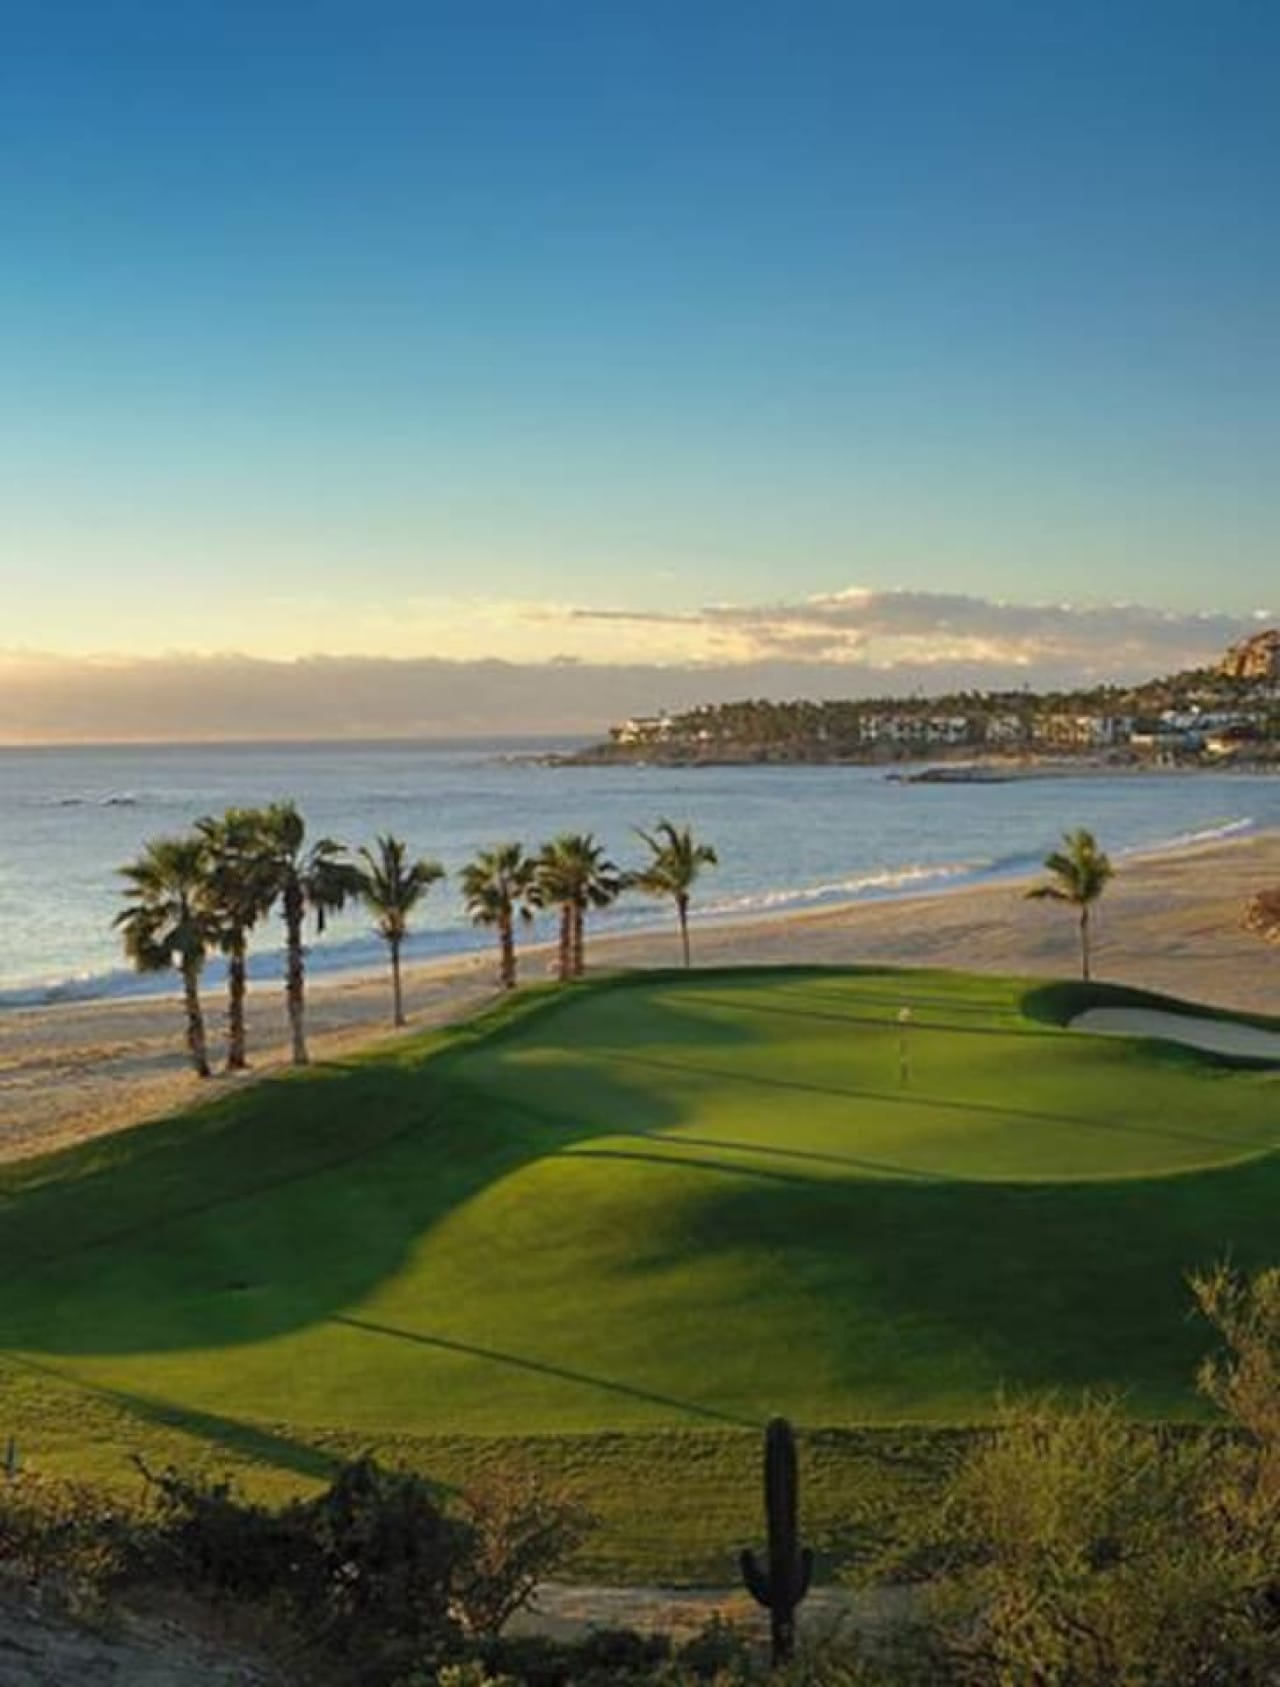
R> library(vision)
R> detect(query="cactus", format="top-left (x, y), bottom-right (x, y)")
top-left (739, 1416), bottom-right (813, 1665)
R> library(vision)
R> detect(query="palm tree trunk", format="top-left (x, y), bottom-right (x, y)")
top-left (1080, 905), bottom-right (1091, 982)
top-left (499, 910), bottom-right (516, 990)
top-left (182, 960), bottom-right (211, 1078)
top-left (572, 903), bottom-right (585, 977)
top-left (557, 905), bottom-right (573, 983)
top-left (226, 936), bottom-right (248, 1071)
top-left (677, 894), bottom-right (691, 968)
top-left (390, 935), bottom-right (404, 1027)
top-left (284, 885), bottom-right (309, 1064)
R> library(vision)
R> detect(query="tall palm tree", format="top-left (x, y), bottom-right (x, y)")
top-left (532, 837), bottom-right (579, 984)
top-left (197, 808), bottom-right (277, 1071)
top-left (460, 843), bottom-right (536, 990)
top-left (632, 819), bottom-right (718, 968)
top-left (255, 802), bottom-right (360, 1064)
top-left (115, 834), bottom-right (218, 1077)
top-left (536, 833), bottom-right (623, 979)
top-left (357, 834), bottom-right (445, 1027)
top-left (1027, 827), bottom-right (1114, 981)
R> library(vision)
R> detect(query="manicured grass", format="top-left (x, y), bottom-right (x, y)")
top-left (1, 968), bottom-right (1275, 1576)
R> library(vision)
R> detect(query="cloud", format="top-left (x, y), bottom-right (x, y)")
top-left (567, 589), bottom-right (1265, 676)
top-left (0, 591), bottom-right (1268, 743)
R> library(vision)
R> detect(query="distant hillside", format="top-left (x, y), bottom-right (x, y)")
top-left (566, 631), bottom-right (1280, 767)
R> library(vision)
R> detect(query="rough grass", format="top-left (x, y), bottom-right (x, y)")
top-left (1, 967), bottom-right (1275, 1579)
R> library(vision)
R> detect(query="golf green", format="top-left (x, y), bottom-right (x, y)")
top-left (2, 968), bottom-right (1276, 1489)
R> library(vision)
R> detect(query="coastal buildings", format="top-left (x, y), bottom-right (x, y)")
top-left (597, 629), bottom-right (1279, 765)
top-left (612, 712), bottom-right (674, 746)
top-left (1032, 713), bottom-right (1134, 749)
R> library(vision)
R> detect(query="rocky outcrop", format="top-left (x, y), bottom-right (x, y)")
top-left (1220, 629), bottom-right (1280, 681)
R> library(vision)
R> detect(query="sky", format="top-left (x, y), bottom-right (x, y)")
top-left (1, 1), bottom-right (1277, 737)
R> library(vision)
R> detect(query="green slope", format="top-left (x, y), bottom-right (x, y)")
top-left (1, 967), bottom-right (1275, 1548)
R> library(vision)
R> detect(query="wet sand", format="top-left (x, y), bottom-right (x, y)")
top-left (1, 829), bottom-right (1275, 1164)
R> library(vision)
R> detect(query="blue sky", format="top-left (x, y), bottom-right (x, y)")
top-left (1, 0), bottom-right (1276, 676)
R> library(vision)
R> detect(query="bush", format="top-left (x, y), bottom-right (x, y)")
top-left (876, 1264), bottom-right (1280, 1685)
top-left (129, 1453), bottom-right (595, 1683)
top-left (451, 1463), bottom-right (594, 1638)
top-left (431, 1624), bottom-right (911, 1686)
top-left (477, 1628), bottom-right (671, 1687)
top-left (129, 1461), bottom-right (304, 1602)
top-left (134, 1455), bottom-right (472, 1684)
top-left (435, 1666), bottom-right (520, 1687)
top-left (672, 1616), bottom-right (756, 1680)
top-left (0, 1470), bottom-right (129, 1607)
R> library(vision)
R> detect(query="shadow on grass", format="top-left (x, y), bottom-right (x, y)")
top-left (598, 1047), bottom-right (1271, 1156)
top-left (331, 1314), bottom-right (756, 1427)
top-left (0, 968), bottom-right (1275, 1427)
top-left (2, 1352), bottom-right (337, 1482)
top-left (567, 1140), bottom-right (950, 1185)
top-left (764, 979), bottom-right (1024, 1017)
top-left (0, 981), bottom-right (735, 1359)
top-left (680, 989), bottom-right (1060, 1041)
top-left (600, 1149), bottom-right (1280, 1413)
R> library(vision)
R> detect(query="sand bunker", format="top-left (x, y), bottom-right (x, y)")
top-left (1071, 1007), bottom-right (1280, 1063)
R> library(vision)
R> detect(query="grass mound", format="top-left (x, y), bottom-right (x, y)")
top-left (1, 968), bottom-right (1275, 1573)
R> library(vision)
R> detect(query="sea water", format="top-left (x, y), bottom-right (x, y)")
top-left (0, 739), bottom-right (1274, 1005)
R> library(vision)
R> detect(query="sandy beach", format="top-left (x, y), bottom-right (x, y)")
top-left (1, 828), bottom-right (1276, 1165)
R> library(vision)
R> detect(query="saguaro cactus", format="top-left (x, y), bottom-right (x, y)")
top-left (740, 1416), bottom-right (813, 1664)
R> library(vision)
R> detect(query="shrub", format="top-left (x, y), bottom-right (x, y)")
top-left (434, 1666), bottom-right (520, 1687)
top-left (878, 1264), bottom-right (1280, 1685)
top-left (437, 1625), bottom-right (912, 1686)
top-left (477, 1628), bottom-right (671, 1687)
top-left (451, 1463), bottom-right (594, 1638)
top-left (134, 1455), bottom-right (472, 1684)
top-left (129, 1461), bottom-right (305, 1601)
top-left (0, 1470), bottom-right (129, 1606)
top-left (304, 1457), bottom-right (470, 1674)
top-left (672, 1615), bottom-right (756, 1680)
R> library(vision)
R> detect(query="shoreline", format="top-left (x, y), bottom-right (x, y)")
top-left (0, 826), bottom-right (1276, 1166)
top-left (0, 813), bottom-right (1262, 1016)
top-left (549, 747), bottom-right (1280, 776)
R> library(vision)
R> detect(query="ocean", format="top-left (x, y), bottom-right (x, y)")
top-left (0, 739), bottom-right (1274, 1007)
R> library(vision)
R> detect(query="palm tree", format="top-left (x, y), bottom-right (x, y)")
top-left (632, 819), bottom-right (718, 967)
top-left (357, 834), bottom-right (445, 1026)
top-left (197, 808), bottom-right (277, 1071)
top-left (115, 834), bottom-right (218, 1077)
top-left (255, 802), bottom-right (360, 1064)
top-left (532, 837), bottom-right (579, 984)
top-left (536, 833), bottom-right (623, 979)
top-left (1027, 827), bottom-right (1114, 981)
top-left (460, 843), bottom-right (536, 990)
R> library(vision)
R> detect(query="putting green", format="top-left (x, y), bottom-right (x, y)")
top-left (2, 969), bottom-right (1276, 1470)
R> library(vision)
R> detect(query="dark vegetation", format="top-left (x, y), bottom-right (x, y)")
top-left (569, 647), bottom-right (1280, 766)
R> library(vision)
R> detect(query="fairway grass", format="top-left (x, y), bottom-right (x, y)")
top-left (2, 967), bottom-right (1275, 1577)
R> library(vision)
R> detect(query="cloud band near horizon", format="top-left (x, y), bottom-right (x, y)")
top-left (0, 590), bottom-right (1270, 743)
